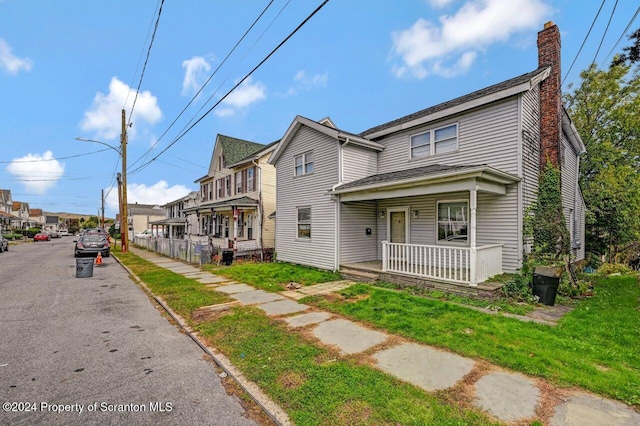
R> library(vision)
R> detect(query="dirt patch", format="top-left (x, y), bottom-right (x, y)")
top-left (192, 308), bottom-right (233, 323)
top-left (435, 361), bottom-right (495, 409)
top-left (525, 303), bottom-right (574, 324)
top-left (313, 352), bottom-right (339, 365)
top-left (533, 379), bottom-right (569, 425)
top-left (334, 400), bottom-right (373, 425)
top-left (276, 371), bottom-right (307, 390)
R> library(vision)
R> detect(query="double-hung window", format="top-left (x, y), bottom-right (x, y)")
top-left (297, 207), bottom-right (311, 239)
top-left (410, 123), bottom-right (458, 158)
top-left (294, 152), bottom-right (313, 176)
top-left (235, 171), bottom-right (243, 194)
top-left (247, 167), bottom-right (255, 192)
top-left (224, 176), bottom-right (231, 197)
top-left (437, 201), bottom-right (468, 243)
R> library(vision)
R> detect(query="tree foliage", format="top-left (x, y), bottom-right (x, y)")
top-left (532, 162), bottom-right (570, 257)
top-left (564, 57), bottom-right (640, 260)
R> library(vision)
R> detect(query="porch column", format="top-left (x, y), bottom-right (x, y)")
top-left (169, 224), bottom-right (173, 239)
top-left (232, 207), bottom-right (238, 252)
top-left (469, 188), bottom-right (478, 286)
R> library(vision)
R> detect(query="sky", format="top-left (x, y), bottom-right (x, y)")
top-left (1, 0), bottom-right (637, 219)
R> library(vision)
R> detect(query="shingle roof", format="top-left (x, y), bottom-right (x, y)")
top-left (360, 67), bottom-right (548, 137)
top-left (30, 209), bottom-right (43, 217)
top-left (219, 134), bottom-right (266, 165)
top-left (127, 204), bottom-right (164, 216)
top-left (231, 139), bottom-right (280, 166)
top-left (334, 164), bottom-right (485, 191)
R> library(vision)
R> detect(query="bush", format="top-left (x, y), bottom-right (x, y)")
top-left (499, 273), bottom-right (538, 302)
top-left (597, 262), bottom-right (634, 275)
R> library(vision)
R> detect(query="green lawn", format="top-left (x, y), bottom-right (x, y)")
top-left (305, 275), bottom-right (640, 407)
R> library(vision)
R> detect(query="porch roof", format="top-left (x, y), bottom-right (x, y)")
top-left (149, 217), bottom-right (187, 226)
top-left (186, 196), bottom-right (259, 212)
top-left (330, 164), bottom-right (519, 202)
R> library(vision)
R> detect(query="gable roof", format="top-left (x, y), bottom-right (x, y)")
top-left (269, 115), bottom-right (385, 165)
top-left (30, 208), bottom-right (43, 217)
top-left (229, 139), bottom-right (280, 168)
top-left (218, 134), bottom-right (266, 165)
top-left (0, 189), bottom-right (11, 203)
top-left (360, 67), bottom-right (550, 139)
top-left (127, 203), bottom-right (164, 216)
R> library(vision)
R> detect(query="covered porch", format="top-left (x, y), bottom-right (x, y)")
top-left (193, 196), bottom-right (261, 251)
top-left (149, 217), bottom-right (187, 239)
top-left (332, 164), bottom-right (520, 288)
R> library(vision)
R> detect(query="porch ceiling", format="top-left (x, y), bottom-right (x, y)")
top-left (331, 164), bottom-right (519, 202)
top-left (191, 196), bottom-right (259, 213)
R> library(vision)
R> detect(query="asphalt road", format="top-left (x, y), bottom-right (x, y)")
top-left (0, 238), bottom-right (257, 426)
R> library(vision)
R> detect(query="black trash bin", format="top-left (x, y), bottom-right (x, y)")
top-left (532, 266), bottom-right (562, 306)
top-left (221, 249), bottom-right (234, 266)
top-left (76, 258), bottom-right (94, 278)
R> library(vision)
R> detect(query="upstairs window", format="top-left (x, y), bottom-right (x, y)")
top-left (247, 167), bottom-right (256, 192)
top-left (224, 176), bottom-right (231, 197)
top-left (235, 171), bottom-right (244, 194)
top-left (410, 123), bottom-right (458, 158)
top-left (294, 152), bottom-right (313, 176)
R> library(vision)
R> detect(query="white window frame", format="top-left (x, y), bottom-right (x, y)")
top-left (436, 199), bottom-right (469, 245)
top-left (410, 123), bottom-right (458, 159)
top-left (296, 206), bottom-right (311, 240)
top-left (294, 152), bottom-right (314, 176)
top-left (247, 166), bottom-right (255, 192)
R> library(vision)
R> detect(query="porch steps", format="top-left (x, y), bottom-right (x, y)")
top-left (339, 267), bottom-right (380, 283)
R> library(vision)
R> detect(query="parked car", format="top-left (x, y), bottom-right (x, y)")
top-left (34, 233), bottom-right (51, 242)
top-left (50, 231), bottom-right (61, 238)
top-left (0, 235), bottom-right (8, 252)
top-left (59, 229), bottom-right (69, 237)
top-left (74, 234), bottom-right (110, 258)
top-left (135, 229), bottom-right (154, 239)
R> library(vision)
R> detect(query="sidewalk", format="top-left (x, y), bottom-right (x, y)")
top-left (127, 247), bottom-right (640, 425)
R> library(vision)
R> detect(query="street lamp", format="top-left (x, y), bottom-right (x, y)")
top-left (75, 109), bottom-right (130, 252)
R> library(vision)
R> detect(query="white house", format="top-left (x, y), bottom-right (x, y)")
top-left (268, 22), bottom-right (585, 298)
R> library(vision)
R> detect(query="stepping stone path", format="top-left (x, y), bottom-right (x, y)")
top-left (127, 246), bottom-right (640, 425)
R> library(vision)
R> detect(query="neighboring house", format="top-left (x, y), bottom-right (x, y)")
top-left (29, 209), bottom-right (45, 229)
top-left (148, 192), bottom-right (199, 239)
top-left (189, 134), bottom-right (277, 252)
top-left (44, 215), bottom-right (60, 233)
top-left (12, 201), bottom-right (33, 229)
top-left (0, 189), bottom-right (19, 233)
top-left (127, 203), bottom-right (165, 241)
top-left (268, 22), bottom-right (585, 296)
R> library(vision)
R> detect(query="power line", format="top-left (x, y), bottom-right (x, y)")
top-left (128, 0), bottom-right (331, 176)
top-left (592, 0), bottom-right (619, 65)
top-left (601, 6), bottom-right (640, 65)
top-left (128, 0), bottom-right (165, 124)
top-left (128, 0), bottom-right (277, 171)
top-left (562, 0), bottom-right (607, 87)
top-left (0, 148), bottom-right (111, 163)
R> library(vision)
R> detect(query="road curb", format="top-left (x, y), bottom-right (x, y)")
top-left (112, 252), bottom-right (291, 426)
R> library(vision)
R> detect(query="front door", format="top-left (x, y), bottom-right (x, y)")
top-left (390, 211), bottom-right (406, 243)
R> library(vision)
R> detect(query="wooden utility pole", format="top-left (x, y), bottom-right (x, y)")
top-left (101, 189), bottom-right (105, 230)
top-left (117, 173), bottom-right (123, 250)
top-left (121, 109), bottom-right (129, 252)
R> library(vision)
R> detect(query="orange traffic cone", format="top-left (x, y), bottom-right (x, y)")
top-left (95, 252), bottom-right (103, 266)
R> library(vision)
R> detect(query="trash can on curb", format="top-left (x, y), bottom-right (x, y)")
top-left (76, 258), bottom-right (94, 278)
top-left (532, 266), bottom-right (562, 306)
top-left (222, 249), bottom-right (234, 266)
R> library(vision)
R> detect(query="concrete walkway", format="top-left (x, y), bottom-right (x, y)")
top-left (128, 247), bottom-right (640, 425)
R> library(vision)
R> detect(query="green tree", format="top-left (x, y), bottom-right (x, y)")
top-left (82, 216), bottom-right (100, 229)
top-left (565, 61), bottom-right (640, 260)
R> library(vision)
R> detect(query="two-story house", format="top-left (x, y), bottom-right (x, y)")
top-left (0, 189), bottom-right (18, 233)
top-left (268, 22), bottom-right (585, 297)
top-left (127, 203), bottom-right (165, 240)
top-left (191, 134), bottom-right (277, 252)
top-left (148, 192), bottom-right (199, 239)
top-left (12, 201), bottom-right (33, 230)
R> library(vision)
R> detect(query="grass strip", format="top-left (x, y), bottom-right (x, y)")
top-left (196, 307), bottom-right (498, 425)
top-left (204, 262), bottom-right (341, 292)
top-left (306, 277), bottom-right (640, 406)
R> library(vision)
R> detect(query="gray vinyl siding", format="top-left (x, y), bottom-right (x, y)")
top-left (371, 190), bottom-right (519, 272)
top-left (521, 87), bottom-right (541, 211)
top-left (275, 126), bottom-right (339, 270)
top-left (576, 191), bottom-right (586, 260)
top-left (340, 201), bottom-right (377, 263)
top-left (342, 144), bottom-right (377, 184)
top-left (375, 98), bottom-right (520, 175)
top-left (560, 133), bottom-right (585, 261)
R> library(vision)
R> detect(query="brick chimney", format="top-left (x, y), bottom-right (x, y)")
top-left (538, 21), bottom-right (562, 170)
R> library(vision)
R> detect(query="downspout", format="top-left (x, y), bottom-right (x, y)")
top-left (332, 138), bottom-right (346, 271)
top-left (252, 158), bottom-right (264, 261)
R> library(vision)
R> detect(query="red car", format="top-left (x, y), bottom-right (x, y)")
top-left (34, 233), bottom-right (50, 242)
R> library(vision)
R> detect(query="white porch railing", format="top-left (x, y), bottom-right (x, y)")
top-left (381, 241), bottom-right (503, 285)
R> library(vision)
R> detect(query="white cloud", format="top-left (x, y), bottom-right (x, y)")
top-left (391, 0), bottom-right (550, 78)
top-left (182, 56), bottom-right (212, 96)
top-left (215, 77), bottom-right (266, 117)
top-left (7, 151), bottom-right (64, 194)
top-left (428, 0), bottom-right (456, 8)
top-left (80, 77), bottom-right (162, 141)
top-left (105, 180), bottom-right (191, 210)
top-left (0, 38), bottom-right (33, 75)
top-left (281, 70), bottom-right (328, 97)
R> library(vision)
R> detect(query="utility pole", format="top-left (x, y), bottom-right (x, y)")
top-left (101, 189), bottom-right (105, 230)
top-left (121, 109), bottom-right (129, 252)
top-left (117, 173), bottom-right (123, 250)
